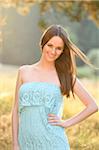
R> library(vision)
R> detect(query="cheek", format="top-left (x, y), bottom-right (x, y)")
top-left (43, 48), bottom-right (51, 57)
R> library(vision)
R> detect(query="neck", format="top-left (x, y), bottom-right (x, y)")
top-left (37, 57), bottom-right (56, 71)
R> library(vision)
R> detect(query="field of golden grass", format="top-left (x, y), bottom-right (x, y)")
top-left (0, 66), bottom-right (99, 150)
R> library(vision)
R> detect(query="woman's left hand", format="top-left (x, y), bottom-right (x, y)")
top-left (48, 113), bottom-right (66, 128)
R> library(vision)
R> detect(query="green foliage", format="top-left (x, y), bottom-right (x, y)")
top-left (88, 49), bottom-right (99, 77)
top-left (87, 49), bottom-right (99, 67)
top-left (77, 49), bottom-right (99, 78)
top-left (77, 66), bottom-right (94, 78)
top-left (77, 22), bottom-right (99, 51)
top-left (39, 1), bottom-right (99, 27)
top-left (1, 1), bottom-right (99, 26)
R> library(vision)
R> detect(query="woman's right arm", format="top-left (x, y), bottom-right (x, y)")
top-left (11, 67), bottom-right (23, 150)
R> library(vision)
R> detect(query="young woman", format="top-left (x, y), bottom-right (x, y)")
top-left (12, 24), bottom-right (98, 150)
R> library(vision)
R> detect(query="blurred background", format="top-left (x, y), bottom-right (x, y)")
top-left (0, 1), bottom-right (99, 150)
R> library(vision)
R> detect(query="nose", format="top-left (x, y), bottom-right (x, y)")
top-left (51, 47), bottom-right (56, 54)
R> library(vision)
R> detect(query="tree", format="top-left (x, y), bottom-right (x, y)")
top-left (0, 0), bottom-right (99, 27)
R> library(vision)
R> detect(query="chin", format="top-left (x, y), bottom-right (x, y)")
top-left (45, 56), bottom-right (55, 62)
top-left (46, 58), bottom-right (55, 62)
top-left (46, 53), bottom-right (57, 61)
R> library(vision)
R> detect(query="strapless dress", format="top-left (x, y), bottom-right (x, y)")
top-left (18, 82), bottom-right (70, 150)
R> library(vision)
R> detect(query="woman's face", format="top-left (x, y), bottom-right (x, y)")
top-left (42, 36), bottom-right (64, 62)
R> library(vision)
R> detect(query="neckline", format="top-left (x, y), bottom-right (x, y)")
top-left (19, 81), bottom-right (61, 90)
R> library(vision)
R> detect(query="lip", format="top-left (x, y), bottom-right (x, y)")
top-left (47, 52), bottom-right (55, 58)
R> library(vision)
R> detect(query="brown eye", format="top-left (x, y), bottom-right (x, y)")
top-left (47, 44), bottom-right (53, 48)
top-left (58, 48), bottom-right (62, 50)
top-left (57, 47), bottom-right (63, 51)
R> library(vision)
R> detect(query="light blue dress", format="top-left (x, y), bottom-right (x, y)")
top-left (18, 82), bottom-right (70, 150)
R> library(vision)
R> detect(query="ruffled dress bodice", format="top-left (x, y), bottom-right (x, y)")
top-left (18, 82), bottom-right (63, 115)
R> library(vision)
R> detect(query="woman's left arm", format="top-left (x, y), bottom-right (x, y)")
top-left (48, 78), bottom-right (98, 128)
top-left (63, 78), bottom-right (98, 128)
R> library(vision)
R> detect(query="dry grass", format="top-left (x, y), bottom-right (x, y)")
top-left (0, 65), bottom-right (99, 150)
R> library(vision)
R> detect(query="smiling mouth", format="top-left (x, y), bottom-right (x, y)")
top-left (47, 52), bottom-right (55, 58)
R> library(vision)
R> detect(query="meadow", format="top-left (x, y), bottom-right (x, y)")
top-left (0, 66), bottom-right (99, 150)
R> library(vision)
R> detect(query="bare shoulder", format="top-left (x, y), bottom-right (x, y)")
top-left (19, 64), bottom-right (32, 74)
top-left (19, 65), bottom-right (30, 72)
top-left (17, 65), bottom-right (29, 82)
top-left (19, 63), bottom-right (38, 72)
top-left (18, 63), bottom-right (38, 80)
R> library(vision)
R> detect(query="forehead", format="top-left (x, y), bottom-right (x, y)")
top-left (47, 36), bottom-right (64, 46)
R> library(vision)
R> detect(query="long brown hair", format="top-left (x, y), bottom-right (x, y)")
top-left (39, 24), bottom-right (92, 98)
